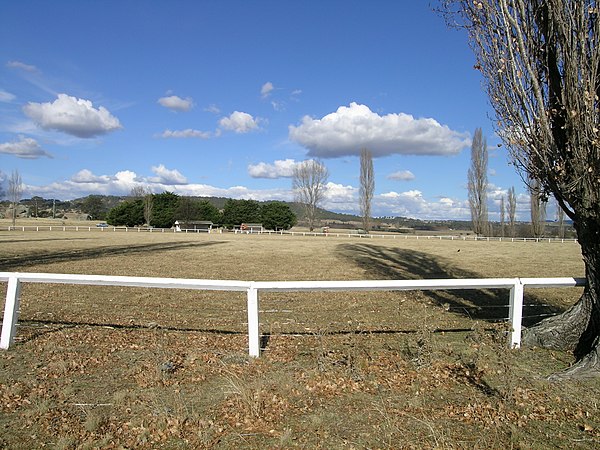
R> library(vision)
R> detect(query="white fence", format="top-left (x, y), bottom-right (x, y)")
top-left (0, 272), bottom-right (585, 357)
top-left (0, 225), bottom-right (579, 243)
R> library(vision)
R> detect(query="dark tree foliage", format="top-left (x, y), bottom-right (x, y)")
top-left (261, 201), bottom-right (297, 230)
top-left (176, 197), bottom-right (202, 223)
top-left (221, 199), bottom-right (261, 227)
top-left (150, 192), bottom-right (179, 228)
top-left (80, 195), bottom-right (108, 220)
top-left (105, 200), bottom-right (144, 227)
top-left (175, 198), bottom-right (221, 223)
top-left (196, 200), bottom-right (221, 223)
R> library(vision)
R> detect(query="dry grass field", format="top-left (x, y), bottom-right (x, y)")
top-left (1, 227), bottom-right (598, 449)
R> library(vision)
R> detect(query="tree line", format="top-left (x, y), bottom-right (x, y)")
top-left (103, 191), bottom-right (296, 230)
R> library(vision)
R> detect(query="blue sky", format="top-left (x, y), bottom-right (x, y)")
top-left (0, 1), bottom-right (536, 220)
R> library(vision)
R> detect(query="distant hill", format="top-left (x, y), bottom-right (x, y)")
top-left (9, 193), bottom-right (476, 231)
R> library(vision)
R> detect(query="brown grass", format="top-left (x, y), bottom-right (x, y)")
top-left (1, 229), bottom-right (598, 449)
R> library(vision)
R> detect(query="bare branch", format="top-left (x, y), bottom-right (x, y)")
top-left (292, 160), bottom-right (329, 231)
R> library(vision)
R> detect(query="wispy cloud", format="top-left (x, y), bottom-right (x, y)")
top-left (158, 129), bottom-right (211, 139)
top-left (204, 104), bottom-right (220, 114)
top-left (260, 81), bottom-right (274, 99)
top-left (387, 170), bottom-right (415, 181)
top-left (6, 60), bottom-right (39, 73)
top-left (0, 89), bottom-right (16, 102)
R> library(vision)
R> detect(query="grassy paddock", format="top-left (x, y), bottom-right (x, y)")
top-left (1, 230), bottom-right (598, 449)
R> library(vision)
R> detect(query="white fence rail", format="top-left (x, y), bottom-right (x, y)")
top-left (0, 272), bottom-right (585, 357)
top-left (0, 225), bottom-right (579, 243)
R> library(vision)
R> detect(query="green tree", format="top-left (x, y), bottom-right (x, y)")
top-left (197, 200), bottom-right (220, 222)
top-left (261, 201), bottom-right (297, 230)
top-left (150, 192), bottom-right (179, 228)
top-left (23, 196), bottom-right (45, 218)
top-left (106, 200), bottom-right (144, 227)
top-left (221, 199), bottom-right (261, 227)
top-left (81, 195), bottom-right (107, 220)
top-left (176, 197), bottom-right (201, 222)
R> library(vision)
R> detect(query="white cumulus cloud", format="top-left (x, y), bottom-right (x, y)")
top-left (23, 94), bottom-right (122, 138)
top-left (24, 168), bottom-right (294, 202)
top-left (219, 111), bottom-right (261, 133)
top-left (248, 159), bottom-right (299, 179)
top-left (289, 102), bottom-right (470, 158)
top-left (377, 190), bottom-right (470, 219)
top-left (149, 164), bottom-right (187, 185)
top-left (387, 170), bottom-right (415, 181)
top-left (321, 182), bottom-right (358, 212)
top-left (0, 135), bottom-right (52, 159)
top-left (71, 169), bottom-right (113, 184)
top-left (157, 95), bottom-right (193, 112)
top-left (159, 129), bottom-right (211, 139)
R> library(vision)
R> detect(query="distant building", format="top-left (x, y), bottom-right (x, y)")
top-left (235, 223), bottom-right (263, 233)
top-left (62, 212), bottom-right (92, 221)
top-left (175, 220), bottom-right (214, 232)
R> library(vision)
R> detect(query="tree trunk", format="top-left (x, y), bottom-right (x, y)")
top-left (522, 217), bottom-right (600, 379)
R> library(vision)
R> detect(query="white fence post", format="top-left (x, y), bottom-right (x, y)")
top-left (509, 279), bottom-right (524, 348)
top-left (247, 283), bottom-right (260, 357)
top-left (1, 277), bottom-right (21, 349)
top-left (0, 273), bottom-right (584, 354)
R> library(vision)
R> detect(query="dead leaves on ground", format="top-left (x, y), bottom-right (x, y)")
top-left (1, 328), bottom-right (599, 448)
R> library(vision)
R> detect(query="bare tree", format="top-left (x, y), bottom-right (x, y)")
top-left (359, 148), bottom-right (375, 232)
top-left (529, 178), bottom-right (547, 238)
top-left (443, 0), bottom-right (600, 378)
top-left (129, 186), bottom-right (146, 198)
top-left (468, 128), bottom-right (489, 236)
top-left (0, 170), bottom-right (5, 200)
top-left (556, 197), bottom-right (565, 239)
top-left (499, 196), bottom-right (505, 238)
top-left (143, 193), bottom-right (153, 226)
top-left (8, 170), bottom-right (23, 226)
top-left (292, 160), bottom-right (329, 231)
top-left (507, 186), bottom-right (517, 238)
top-left (130, 185), bottom-right (153, 226)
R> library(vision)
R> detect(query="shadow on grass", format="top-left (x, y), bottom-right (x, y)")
top-left (0, 237), bottom-right (94, 244)
top-left (336, 242), bottom-right (564, 326)
top-left (0, 240), bottom-right (226, 271)
top-left (16, 319), bottom-right (475, 349)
